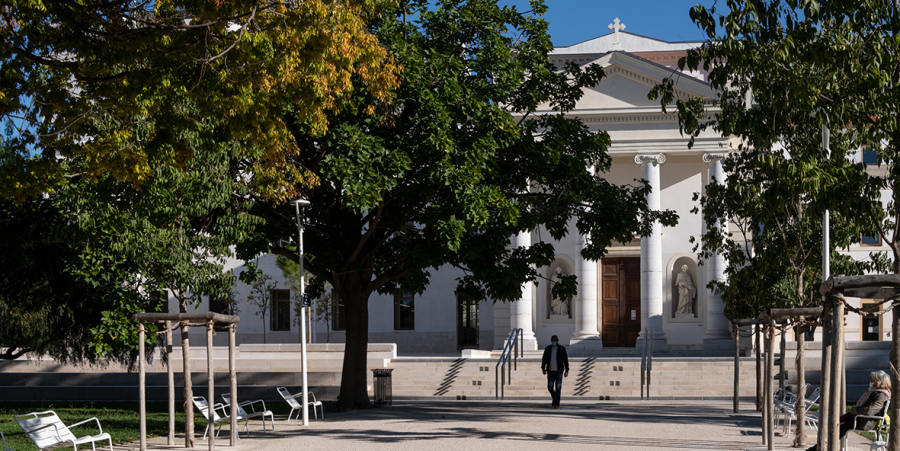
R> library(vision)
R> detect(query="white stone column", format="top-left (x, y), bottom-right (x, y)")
top-left (703, 152), bottom-right (732, 348)
top-left (635, 154), bottom-right (667, 349)
top-left (509, 230), bottom-right (538, 350)
top-left (569, 235), bottom-right (603, 353)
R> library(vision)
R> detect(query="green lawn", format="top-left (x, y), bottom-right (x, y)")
top-left (0, 401), bottom-right (304, 450)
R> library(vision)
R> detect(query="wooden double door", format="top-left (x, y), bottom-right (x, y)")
top-left (601, 257), bottom-right (641, 347)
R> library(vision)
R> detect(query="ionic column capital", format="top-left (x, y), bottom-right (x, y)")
top-left (634, 153), bottom-right (666, 165)
top-left (702, 152), bottom-right (729, 163)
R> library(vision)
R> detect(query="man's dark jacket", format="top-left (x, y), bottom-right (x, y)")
top-left (541, 344), bottom-right (570, 373)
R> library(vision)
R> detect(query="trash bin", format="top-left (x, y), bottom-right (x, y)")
top-left (372, 368), bottom-right (394, 406)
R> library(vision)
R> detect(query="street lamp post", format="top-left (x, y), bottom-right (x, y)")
top-left (292, 198), bottom-right (311, 426)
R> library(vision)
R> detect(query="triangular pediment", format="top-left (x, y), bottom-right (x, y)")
top-left (571, 52), bottom-right (716, 112)
top-left (578, 70), bottom-right (660, 109)
top-left (552, 31), bottom-right (701, 56)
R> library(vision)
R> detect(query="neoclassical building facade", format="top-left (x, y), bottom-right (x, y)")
top-left (171, 26), bottom-right (896, 354)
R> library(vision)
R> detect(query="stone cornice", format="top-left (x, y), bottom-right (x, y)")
top-left (702, 152), bottom-right (730, 163)
top-left (634, 154), bottom-right (666, 164)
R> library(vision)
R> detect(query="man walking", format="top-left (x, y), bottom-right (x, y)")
top-left (541, 335), bottom-right (569, 408)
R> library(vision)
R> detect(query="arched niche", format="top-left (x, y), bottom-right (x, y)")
top-left (669, 256), bottom-right (699, 319)
top-left (545, 258), bottom-right (574, 321)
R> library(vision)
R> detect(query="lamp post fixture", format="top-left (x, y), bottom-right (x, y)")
top-left (291, 198), bottom-right (311, 426)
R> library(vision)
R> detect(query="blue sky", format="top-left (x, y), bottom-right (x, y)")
top-left (500, 0), bottom-right (715, 47)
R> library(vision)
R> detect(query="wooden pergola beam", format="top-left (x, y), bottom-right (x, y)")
top-left (759, 307), bottom-right (823, 320)
top-left (733, 318), bottom-right (789, 326)
top-left (134, 312), bottom-right (240, 324)
top-left (818, 274), bottom-right (900, 296)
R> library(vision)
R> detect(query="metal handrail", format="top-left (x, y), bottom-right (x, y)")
top-left (495, 328), bottom-right (522, 400)
top-left (640, 328), bottom-right (654, 400)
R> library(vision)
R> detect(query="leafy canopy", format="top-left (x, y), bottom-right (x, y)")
top-left (0, 0), bottom-right (399, 201)
top-left (239, 0), bottom-right (676, 409)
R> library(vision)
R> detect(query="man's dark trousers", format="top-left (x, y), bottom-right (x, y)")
top-left (547, 371), bottom-right (563, 406)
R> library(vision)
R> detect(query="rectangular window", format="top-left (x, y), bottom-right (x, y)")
top-left (861, 299), bottom-right (882, 341)
top-left (209, 296), bottom-right (228, 314)
top-left (457, 295), bottom-right (479, 347)
top-left (863, 147), bottom-right (878, 165)
top-left (861, 233), bottom-right (882, 246)
top-left (394, 292), bottom-right (415, 330)
top-left (332, 291), bottom-right (346, 331)
top-left (271, 289), bottom-right (291, 331)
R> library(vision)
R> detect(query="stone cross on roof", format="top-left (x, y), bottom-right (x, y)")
top-left (608, 18), bottom-right (626, 51)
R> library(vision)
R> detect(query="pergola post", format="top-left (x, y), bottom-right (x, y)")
top-left (779, 326), bottom-right (786, 394)
top-left (166, 320), bottom-right (175, 446)
top-left (765, 320), bottom-right (775, 450)
top-left (229, 324), bottom-right (238, 446)
top-left (207, 321), bottom-right (215, 451)
top-left (827, 297), bottom-right (845, 451)
top-left (139, 322), bottom-right (146, 451)
top-left (733, 323), bottom-right (739, 413)
top-left (756, 324), bottom-right (762, 412)
top-left (818, 302), bottom-right (832, 451)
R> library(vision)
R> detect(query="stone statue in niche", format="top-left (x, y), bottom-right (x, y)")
top-left (675, 264), bottom-right (696, 315)
top-left (549, 267), bottom-right (570, 316)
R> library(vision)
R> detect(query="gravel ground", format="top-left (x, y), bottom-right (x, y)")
top-left (123, 400), bottom-right (871, 451)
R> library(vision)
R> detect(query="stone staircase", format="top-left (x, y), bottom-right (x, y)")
top-left (388, 354), bottom-right (758, 400)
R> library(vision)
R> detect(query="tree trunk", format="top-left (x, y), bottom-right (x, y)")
top-left (336, 274), bottom-right (374, 410)
top-left (793, 323), bottom-right (807, 447)
top-left (178, 295), bottom-right (195, 448)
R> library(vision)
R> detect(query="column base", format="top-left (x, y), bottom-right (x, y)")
top-left (504, 337), bottom-right (538, 351)
top-left (703, 338), bottom-right (734, 351)
top-left (635, 337), bottom-right (668, 352)
top-left (567, 336), bottom-right (603, 355)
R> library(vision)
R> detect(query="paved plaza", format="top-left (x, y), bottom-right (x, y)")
top-left (125, 400), bottom-right (872, 451)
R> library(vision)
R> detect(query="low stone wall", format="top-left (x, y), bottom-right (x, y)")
top-left (0, 344), bottom-right (396, 403)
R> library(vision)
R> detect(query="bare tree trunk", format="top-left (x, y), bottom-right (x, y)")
top-left (178, 294), bottom-right (195, 448)
top-left (793, 323), bottom-right (807, 447)
top-left (336, 274), bottom-right (374, 410)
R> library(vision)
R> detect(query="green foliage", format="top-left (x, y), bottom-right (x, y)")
top-left (1, 0), bottom-right (400, 202)
top-left (61, 146), bottom-right (261, 315)
top-left (275, 253), bottom-right (332, 329)
top-left (246, 269), bottom-right (277, 343)
top-left (241, 0), bottom-right (676, 408)
top-left (0, 195), bottom-right (162, 364)
top-left (653, 0), bottom-right (900, 277)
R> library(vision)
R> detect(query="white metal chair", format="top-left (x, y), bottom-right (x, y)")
top-left (277, 386), bottom-right (324, 421)
top-left (14, 410), bottom-right (113, 451)
top-left (843, 399), bottom-right (890, 451)
top-left (192, 396), bottom-right (248, 440)
top-left (1, 430), bottom-right (14, 451)
top-left (776, 387), bottom-right (820, 438)
top-left (221, 393), bottom-right (275, 434)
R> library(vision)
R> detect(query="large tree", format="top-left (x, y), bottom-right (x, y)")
top-left (61, 143), bottom-right (259, 446)
top-left (650, 0), bottom-right (900, 447)
top-left (1, 0), bottom-right (399, 201)
top-left (239, 0), bottom-right (676, 410)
